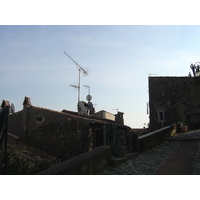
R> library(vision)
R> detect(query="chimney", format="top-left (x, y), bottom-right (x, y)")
top-left (22, 97), bottom-right (31, 138)
top-left (115, 111), bottom-right (124, 125)
top-left (1, 100), bottom-right (10, 108)
top-left (23, 96), bottom-right (31, 109)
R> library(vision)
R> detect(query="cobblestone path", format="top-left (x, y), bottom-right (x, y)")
top-left (99, 130), bottom-right (200, 175)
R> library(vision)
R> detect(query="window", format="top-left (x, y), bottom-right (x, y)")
top-left (35, 116), bottom-right (44, 122)
top-left (158, 111), bottom-right (164, 121)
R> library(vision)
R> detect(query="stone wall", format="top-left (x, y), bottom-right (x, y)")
top-left (20, 106), bottom-right (103, 158)
top-left (102, 124), bottom-right (130, 157)
top-left (116, 127), bottom-right (127, 157)
top-left (138, 124), bottom-right (177, 152)
top-left (149, 76), bottom-right (200, 130)
top-left (8, 100), bottom-right (130, 160)
top-left (36, 146), bottom-right (111, 175)
top-left (8, 106), bottom-right (99, 157)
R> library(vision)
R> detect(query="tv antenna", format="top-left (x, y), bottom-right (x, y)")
top-left (93, 103), bottom-right (97, 108)
top-left (112, 108), bottom-right (119, 113)
top-left (70, 84), bottom-right (79, 90)
top-left (148, 74), bottom-right (158, 77)
top-left (83, 85), bottom-right (90, 95)
top-left (64, 52), bottom-right (88, 102)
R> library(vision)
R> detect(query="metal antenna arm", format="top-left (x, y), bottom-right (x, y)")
top-left (64, 52), bottom-right (88, 75)
top-left (70, 84), bottom-right (79, 89)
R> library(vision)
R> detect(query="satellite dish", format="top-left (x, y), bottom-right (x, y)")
top-left (10, 103), bottom-right (15, 114)
top-left (86, 94), bottom-right (92, 102)
top-left (77, 101), bottom-right (88, 115)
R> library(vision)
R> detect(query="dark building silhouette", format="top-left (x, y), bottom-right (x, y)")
top-left (7, 97), bottom-right (130, 160)
top-left (149, 76), bottom-right (200, 130)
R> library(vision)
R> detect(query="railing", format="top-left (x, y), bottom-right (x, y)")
top-left (50, 131), bottom-right (92, 167)
top-left (138, 125), bottom-right (176, 152)
top-left (50, 124), bottom-right (119, 167)
top-left (138, 126), bottom-right (171, 140)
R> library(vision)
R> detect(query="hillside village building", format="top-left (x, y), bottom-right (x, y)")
top-left (93, 110), bottom-right (115, 121)
top-left (4, 97), bottom-right (129, 163)
top-left (149, 76), bottom-right (200, 131)
top-left (92, 110), bottom-right (124, 124)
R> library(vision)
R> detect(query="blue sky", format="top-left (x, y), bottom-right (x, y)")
top-left (1, 25), bottom-right (200, 128)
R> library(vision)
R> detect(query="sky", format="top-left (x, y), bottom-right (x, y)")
top-left (1, 1), bottom-right (200, 196)
top-left (1, 25), bottom-right (200, 128)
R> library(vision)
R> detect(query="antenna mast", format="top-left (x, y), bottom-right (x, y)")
top-left (83, 85), bottom-right (90, 95)
top-left (112, 108), bottom-right (119, 113)
top-left (64, 52), bottom-right (88, 102)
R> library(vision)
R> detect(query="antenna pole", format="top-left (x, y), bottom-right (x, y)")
top-left (78, 68), bottom-right (80, 102)
top-left (77, 68), bottom-right (81, 134)
top-left (64, 52), bottom-right (89, 133)
top-left (64, 51), bottom-right (88, 103)
top-left (64, 52), bottom-right (88, 75)
top-left (83, 85), bottom-right (90, 95)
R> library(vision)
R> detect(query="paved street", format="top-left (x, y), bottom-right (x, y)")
top-left (99, 130), bottom-right (200, 175)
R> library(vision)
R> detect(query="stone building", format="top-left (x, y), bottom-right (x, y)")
top-left (90, 110), bottom-right (124, 125)
top-left (92, 110), bottom-right (115, 121)
top-left (149, 76), bottom-right (200, 131)
top-left (7, 97), bottom-right (130, 163)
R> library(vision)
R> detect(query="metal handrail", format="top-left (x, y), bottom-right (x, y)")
top-left (50, 132), bottom-right (91, 167)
